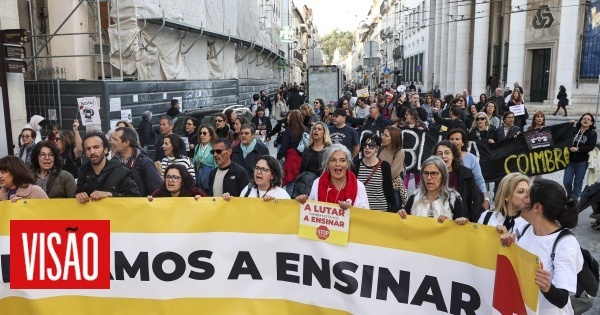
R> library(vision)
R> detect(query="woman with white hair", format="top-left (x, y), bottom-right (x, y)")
top-left (296, 143), bottom-right (369, 210)
top-left (398, 156), bottom-right (468, 224)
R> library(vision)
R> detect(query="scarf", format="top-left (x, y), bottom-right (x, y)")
top-left (241, 138), bottom-right (257, 159)
top-left (194, 143), bottom-right (216, 171)
top-left (317, 170), bottom-right (359, 205)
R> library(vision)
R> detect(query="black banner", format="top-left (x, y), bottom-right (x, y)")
top-left (400, 123), bottom-right (573, 182)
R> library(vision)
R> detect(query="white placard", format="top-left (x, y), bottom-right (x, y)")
top-left (48, 109), bottom-right (57, 121)
top-left (133, 95), bottom-right (138, 102)
top-left (182, 137), bottom-right (190, 151)
top-left (77, 97), bottom-right (101, 126)
top-left (509, 105), bottom-right (525, 116)
top-left (356, 88), bottom-right (369, 97)
top-left (110, 98), bottom-right (121, 112)
top-left (121, 109), bottom-right (132, 122)
top-left (173, 96), bottom-right (183, 111)
top-left (163, 93), bottom-right (167, 100)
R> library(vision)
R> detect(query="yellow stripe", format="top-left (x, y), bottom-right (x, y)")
top-left (0, 296), bottom-right (350, 315)
top-left (0, 198), bottom-right (539, 310)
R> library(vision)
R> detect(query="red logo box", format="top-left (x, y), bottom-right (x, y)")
top-left (10, 220), bottom-right (110, 289)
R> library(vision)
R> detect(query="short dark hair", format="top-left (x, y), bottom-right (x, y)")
top-left (82, 132), bottom-right (110, 151)
top-left (256, 106), bottom-right (265, 113)
top-left (253, 94), bottom-right (260, 102)
top-left (164, 134), bottom-right (184, 158)
top-left (171, 99), bottom-right (179, 107)
top-left (0, 155), bottom-right (35, 187)
top-left (186, 117), bottom-right (199, 127)
top-left (31, 141), bottom-right (63, 174)
top-left (360, 132), bottom-right (382, 148)
top-left (503, 111), bottom-right (515, 121)
top-left (529, 179), bottom-right (579, 229)
top-left (115, 127), bottom-right (140, 148)
top-left (449, 105), bottom-right (461, 118)
top-left (252, 155), bottom-right (283, 187)
top-left (213, 138), bottom-right (232, 149)
top-left (446, 128), bottom-right (468, 151)
top-left (357, 97), bottom-right (366, 104)
top-left (432, 140), bottom-right (462, 171)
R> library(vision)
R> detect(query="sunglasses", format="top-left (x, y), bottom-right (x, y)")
top-left (200, 132), bottom-right (209, 136)
top-left (215, 119), bottom-right (224, 123)
top-left (362, 142), bottom-right (377, 149)
top-left (476, 117), bottom-right (486, 121)
top-left (185, 123), bottom-right (194, 126)
top-left (210, 149), bottom-right (226, 155)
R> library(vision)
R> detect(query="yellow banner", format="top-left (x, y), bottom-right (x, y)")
top-left (0, 198), bottom-right (540, 314)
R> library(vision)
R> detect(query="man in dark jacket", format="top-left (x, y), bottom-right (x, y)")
top-left (489, 87), bottom-right (507, 116)
top-left (287, 86), bottom-right (303, 111)
top-left (166, 99), bottom-right (180, 118)
top-left (231, 124), bottom-right (270, 175)
top-left (206, 138), bottom-right (249, 197)
top-left (433, 105), bottom-right (467, 132)
top-left (75, 132), bottom-right (140, 203)
top-left (347, 103), bottom-right (392, 135)
top-left (110, 127), bottom-right (163, 196)
top-left (138, 111), bottom-right (154, 149)
top-left (260, 90), bottom-right (272, 115)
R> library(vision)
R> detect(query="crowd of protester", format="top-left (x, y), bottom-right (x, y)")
top-left (0, 80), bottom-right (598, 314)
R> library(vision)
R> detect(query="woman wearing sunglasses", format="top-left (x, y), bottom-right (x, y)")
top-left (214, 113), bottom-right (233, 140)
top-left (149, 164), bottom-right (205, 199)
top-left (469, 112), bottom-right (496, 142)
top-left (193, 125), bottom-right (218, 192)
top-left (352, 133), bottom-right (396, 211)
top-left (223, 155), bottom-right (290, 201)
top-left (397, 156), bottom-right (468, 225)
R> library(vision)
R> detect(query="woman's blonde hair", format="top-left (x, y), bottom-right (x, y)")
top-left (300, 103), bottom-right (315, 116)
top-left (308, 121), bottom-right (333, 147)
top-left (493, 173), bottom-right (530, 217)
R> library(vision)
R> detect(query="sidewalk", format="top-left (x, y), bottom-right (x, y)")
top-left (526, 102), bottom-right (600, 119)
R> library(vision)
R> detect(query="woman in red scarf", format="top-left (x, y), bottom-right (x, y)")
top-left (296, 143), bottom-right (370, 209)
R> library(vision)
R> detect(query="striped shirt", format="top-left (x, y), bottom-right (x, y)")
top-left (161, 156), bottom-right (196, 181)
top-left (356, 161), bottom-right (387, 211)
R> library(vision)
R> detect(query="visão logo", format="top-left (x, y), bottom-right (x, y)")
top-left (532, 5), bottom-right (554, 29)
top-left (9, 220), bottom-right (110, 289)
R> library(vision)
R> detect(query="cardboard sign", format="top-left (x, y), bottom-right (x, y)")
top-left (356, 88), bottom-right (369, 97)
top-left (77, 97), bottom-right (101, 126)
top-left (298, 200), bottom-right (350, 246)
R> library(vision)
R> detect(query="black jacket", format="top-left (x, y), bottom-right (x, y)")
top-left (76, 160), bottom-right (140, 197)
top-left (184, 129), bottom-right (199, 159)
top-left (347, 115), bottom-right (392, 134)
top-left (570, 127), bottom-right (598, 163)
top-left (454, 166), bottom-right (484, 222)
top-left (231, 141), bottom-right (270, 176)
top-left (111, 149), bottom-right (163, 196)
top-left (251, 115), bottom-right (273, 135)
top-left (138, 120), bottom-right (154, 147)
top-left (287, 92), bottom-right (303, 111)
top-left (206, 162), bottom-right (249, 197)
top-left (469, 126), bottom-right (497, 141)
top-left (433, 112), bottom-right (467, 132)
top-left (166, 107), bottom-right (180, 118)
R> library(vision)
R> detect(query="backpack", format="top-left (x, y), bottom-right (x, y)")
top-left (296, 132), bottom-right (310, 153)
top-left (521, 224), bottom-right (599, 313)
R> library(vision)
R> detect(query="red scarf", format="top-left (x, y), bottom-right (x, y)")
top-left (317, 170), bottom-right (359, 205)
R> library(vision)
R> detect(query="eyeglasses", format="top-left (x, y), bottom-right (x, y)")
top-left (200, 132), bottom-right (209, 136)
top-left (581, 117), bottom-right (593, 121)
top-left (476, 117), bottom-right (486, 121)
top-left (254, 166), bottom-right (271, 173)
top-left (165, 175), bottom-right (181, 182)
top-left (210, 149), bottom-right (226, 155)
top-left (436, 151), bottom-right (452, 157)
top-left (505, 116), bottom-right (515, 119)
top-left (40, 153), bottom-right (54, 159)
top-left (362, 142), bottom-right (376, 149)
top-left (422, 171), bottom-right (440, 178)
top-left (215, 119), bottom-right (224, 123)
top-left (22, 135), bottom-right (31, 139)
top-left (185, 123), bottom-right (194, 126)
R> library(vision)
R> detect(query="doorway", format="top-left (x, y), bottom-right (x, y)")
top-left (530, 49), bottom-right (551, 102)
